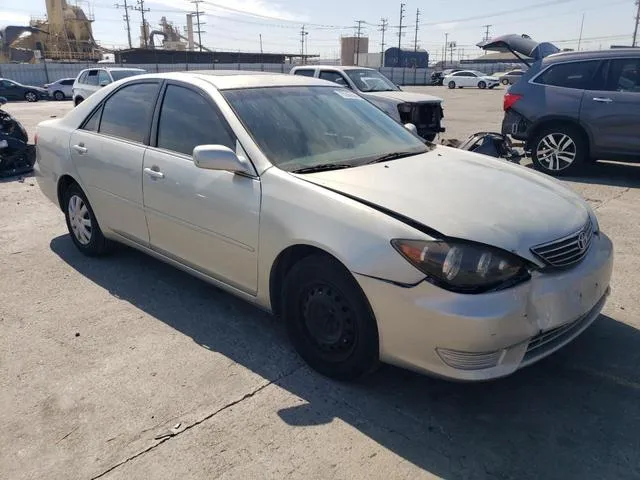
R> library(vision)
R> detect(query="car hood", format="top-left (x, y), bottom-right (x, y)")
top-left (477, 34), bottom-right (560, 62)
top-left (361, 90), bottom-right (442, 104)
top-left (295, 146), bottom-right (589, 260)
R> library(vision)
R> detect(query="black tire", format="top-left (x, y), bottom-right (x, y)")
top-left (24, 91), bottom-right (38, 102)
top-left (448, 81), bottom-right (456, 89)
top-left (282, 254), bottom-right (379, 381)
top-left (74, 97), bottom-right (84, 107)
top-left (531, 124), bottom-right (588, 177)
top-left (63, 183), bottom-right (112, 256)
top-left (501, 79), bottom-right (510, 85)
top-left (53, 90), bottom-right (65, 101)
top-left (478, 81), bottom-right (487, 89)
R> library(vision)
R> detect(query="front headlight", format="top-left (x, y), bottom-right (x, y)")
top-left (391, 239), bottom-right (530, 293)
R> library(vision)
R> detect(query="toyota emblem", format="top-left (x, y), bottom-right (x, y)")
top-left (577, 231), bottom-right (588, 252)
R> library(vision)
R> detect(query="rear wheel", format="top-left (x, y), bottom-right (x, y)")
top-left (63, 183), bottom-right (112, 256)
top-left (478, 81), bottom-right (487, 89)
top-left (24, 91), bottom-right (38, 102)
top-left (282, 254), bottom-right (379, 381)
top-left (448, 81), bottom-right (456, 89)
top-left (531, 125), bottom-right (588, 176)
top-left (501, 79), bottom-right (510, 85)
top-left (74, 97), bottom-right (84, 107)
top-left (53, 90), bottom-right (65, 101)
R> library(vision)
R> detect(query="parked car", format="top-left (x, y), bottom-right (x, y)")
top-left (0, 78), bottom-right (48, 102)
top-left (45, 78), bottom-right (75, 100)
top-left (290, 65), bottom-right (444, 141)
top-left (72, 67), bottom-right (145, 106)
top-left (479, 33), bottom-right (640, 176)
top-left (444, 70), bottom-right (500, 89)
top-left (35, 71), bottom-right (612, 382)
top-left (430, 69), bottom-right (463, 86)
top-left (499, 69), bottom-right (526, 85)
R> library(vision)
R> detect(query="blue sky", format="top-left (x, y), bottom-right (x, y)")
top-left (1, 0), bottom-right (637, 59)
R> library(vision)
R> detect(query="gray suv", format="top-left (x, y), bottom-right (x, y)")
top-left (479, 34), bottom-right (640, 176)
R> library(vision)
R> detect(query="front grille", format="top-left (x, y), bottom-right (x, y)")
top-left (531, 219), bottom-right (594, 268)
top-left (398, 103), bottom-right (444, 138)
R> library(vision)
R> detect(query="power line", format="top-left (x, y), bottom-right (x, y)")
top-left (379, 18), bottom-right (388, 67)
top-left (114, 0), bottom-right (133, 49)
top-left (355, 20), bottom-right (365, 65)
top-left (133, 0), bottom-right (150, 48)
top-left (191, 0), bottom-right (206, 52)
top-left (414, 8), bottom-right (420, 51)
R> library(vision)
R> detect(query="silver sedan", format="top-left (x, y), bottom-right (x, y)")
top-left (35, 71), bottom-right (613, 381)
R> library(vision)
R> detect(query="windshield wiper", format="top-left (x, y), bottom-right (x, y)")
top-left (365, 151), bottom-right (420, 165)
top-left (290, 163), bottom-right (354, 174)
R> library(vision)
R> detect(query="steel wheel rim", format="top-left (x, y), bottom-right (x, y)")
top-left (26, 92), bottom-right (36, 102)
top-left (300, 283), bottom-right (357, 362)
top-left (68, 194), bottom-right (92, 245)
top-left (536, 133), bottom-right (577, 171)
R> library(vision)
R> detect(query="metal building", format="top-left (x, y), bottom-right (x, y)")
top-left (340, 36), bottom-right (369, 66)
top-left (384, 47), bottom-right (429, 68)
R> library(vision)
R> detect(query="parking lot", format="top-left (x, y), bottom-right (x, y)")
top-left (2, 86), bottom-right (640, 480)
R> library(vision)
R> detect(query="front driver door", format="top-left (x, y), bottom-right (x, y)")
top-left (142, 82), bottom-right (260, 293)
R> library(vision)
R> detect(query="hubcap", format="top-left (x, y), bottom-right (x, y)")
top-left (26, 93), bottom-right (36, 101)
top-left (301, 284), bottom-right (356, 361)
top-left (536, 133), bottom-right (577, 171)
top-left (68, 194), bottom-right (92, 245)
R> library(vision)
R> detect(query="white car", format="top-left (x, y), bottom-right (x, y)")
top-left (444, 70), bottom-right (500, 89)
top-left (72, 67), bottom-right (145, 106)
top-left (35, 72), bottom-right (612, 381)
top-left (45, 78), bottom-right (75, 101)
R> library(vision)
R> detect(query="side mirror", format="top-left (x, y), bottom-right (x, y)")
top-left (99, 81), bottom-right (109, 87)
top-left (396, 84), bottom-right (403, 91)
top-left (193, 145), bottom-right (253, 175)
top-left (404, 123), bottom-right (418, 135)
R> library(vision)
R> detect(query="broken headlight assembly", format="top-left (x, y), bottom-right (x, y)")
top-left (397, 103), bottom-right (413, 114)
top-left (391, 239), bottom-right (531, 293)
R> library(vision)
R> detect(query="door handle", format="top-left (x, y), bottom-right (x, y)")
top-left (144, 167), bottom-right (165, 179)
top-left (592, 97), bottom-right (613, 103)
top-left (72, 144), bottom-right (87, 154)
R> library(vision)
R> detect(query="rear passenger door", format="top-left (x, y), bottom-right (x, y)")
top-left (581, 57), bottom-right (640, 155)
top-left (142, 82), bottom-right (261, 293)
top-left (69, 80), bottom-right (161, 245)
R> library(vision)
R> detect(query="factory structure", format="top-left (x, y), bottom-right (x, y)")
top-left (0, 0), bottom-right (313, 64)
top-left (340, 36), bottom-right (430, 68)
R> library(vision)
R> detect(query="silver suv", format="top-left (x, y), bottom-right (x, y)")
top-left (480, 34), bottom-right (640, 176)
top-left (72, 67), bottom-right (145, 106)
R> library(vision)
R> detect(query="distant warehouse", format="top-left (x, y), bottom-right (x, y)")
top-left (113, 48), bottom-right (314, 64)
top-left (384, 48), bottom-right (429, 68)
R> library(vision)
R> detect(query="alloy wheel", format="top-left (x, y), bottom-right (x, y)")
top-left (68, 194), bottom-right (92, 245)
top-left (535, 133), bottom-right (577, 171)
top-left (25, 92), bottom-right (37, 102)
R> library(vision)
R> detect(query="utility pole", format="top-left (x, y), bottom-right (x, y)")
top-left (300, 25), bottom-right (308, 64)
top-left (397, 2), bottom-right (406, 66)
top-left (379, 18), bottom-right (388, 67)
top-left (259, 33), bottom-right (263, 54)
top-left (355, 20), bottom-right (365, 65)
top-left (114, 0), bottom-right (133, 49)
top-left (633, 0), bottom-right (640, 47)
top-left (413, 8), bottom-right (420, 51)
top-left (191, 0), bottom-right (205, 52)
top-left (482, 24), bottom-right (492, 41)
top-left (577, 13), bottom-right (585, 50)
top-left (443, 32), bottom-right (448, 68)
top-left (134, 0), bottom-right (150, 48)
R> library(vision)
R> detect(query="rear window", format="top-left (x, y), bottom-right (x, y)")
top-left (535, 60), bottom-right (600, 89)
top-left (294, 69), bottom-right (315, 77)
top-left (61, 79), bottom-right (74, 85)
top-left (99, 82), bottom-right (158, 143)
top-left (110, 70), bottom-right (144, 81)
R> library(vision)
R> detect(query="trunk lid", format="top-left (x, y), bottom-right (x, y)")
top-left (477, 34), bottom-right (560, 64)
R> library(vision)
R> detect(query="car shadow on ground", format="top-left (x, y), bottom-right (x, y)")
top-left (50, 236), bottom-right (640, 480)
top-left (560, 161), bottom-right (640, 189)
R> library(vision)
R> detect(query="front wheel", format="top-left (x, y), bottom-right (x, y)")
top-left (53, 90), bottom-right (65, 101)
top-left (478, 81), bottom-right (487, 89)
top-left (531, 125), bottom-right (588, 176)
top-left (501, 79), bottom-right (509, 85)
top-left (448, 81), bottom-right (456, 89)
top-left (63, 183), bottom-right (112, 256)
top-left (282, 255), bottom-right (379, 381)
top-left (25, 91), bottom-right (38, 102)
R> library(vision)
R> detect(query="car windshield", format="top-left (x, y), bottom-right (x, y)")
top-left (110, 70), bottom-right (144, 81)
top-left (344, 69), bottom-right (398, 92)
top-left (222, 86), bottom-right (429, 172)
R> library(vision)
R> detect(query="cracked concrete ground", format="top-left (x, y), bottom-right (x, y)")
top-left (1, 87), bottom-right (639, 480)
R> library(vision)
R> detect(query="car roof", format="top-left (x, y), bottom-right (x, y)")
top-left (543, 48), bottom-right (640, 66)
top-left (292, 65), bottom-right (373, 71)
top-left (121, 71), bottom-right (334, 89)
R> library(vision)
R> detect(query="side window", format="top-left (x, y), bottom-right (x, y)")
top-left (0, 80), bottom-right (15, 88)
top-left (82, 105), bottom-right (103, 132)
top-left (604, 58), bottom-right (640, 93)
top-left (294, 69), bottom-right (315, 77)
top-left (99, 83), bottom-right (159, 143)
top-left (319, 71), bottom-right (348, 87)
top-left (535, 60), bottom-right (600, 89)
top-left (453, 72), bottom-right (466, 77)
top-left (85, 70), bottom-right (99, 86)
top-left (77, 72), bottom-right (88, 84)
top-left (61, 79), bottom-right (74, 85)
top-left (156, 84), bottom-right (235, 156)
top-left (97, 70), bottom-right (111, 86)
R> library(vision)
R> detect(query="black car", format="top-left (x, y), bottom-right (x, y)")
top-left (0, 78), bottom-right (48, 102)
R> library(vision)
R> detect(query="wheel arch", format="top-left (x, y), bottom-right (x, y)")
top-left (56, 174), bottom-right (81, 211)
top-left (526, 116), bottom-right (593, 153)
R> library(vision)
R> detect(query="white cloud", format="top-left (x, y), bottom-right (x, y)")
top-left (0, 11), bottom-right (31, 26)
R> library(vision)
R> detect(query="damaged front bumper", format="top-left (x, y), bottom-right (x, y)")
top-left (398, 102), bottom-right (445, 141)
